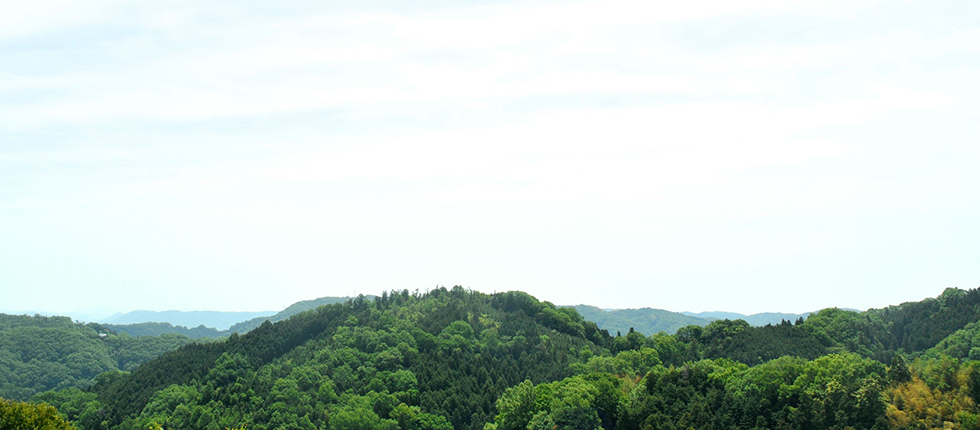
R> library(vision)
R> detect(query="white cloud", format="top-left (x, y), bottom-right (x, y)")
top-left (0, 0), bottom-right (920, 129)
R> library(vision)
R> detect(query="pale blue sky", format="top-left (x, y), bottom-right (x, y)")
top-left (1, 0), bottom-right (978, 316)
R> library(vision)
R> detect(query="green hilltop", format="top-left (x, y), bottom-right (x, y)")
top-left (5, 287), bottom-right (980, 430)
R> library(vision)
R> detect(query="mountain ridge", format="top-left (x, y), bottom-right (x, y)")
top-left (100, 310), bottom-right (275, 331)
top-left (12, 286), bottom-right (980, 430)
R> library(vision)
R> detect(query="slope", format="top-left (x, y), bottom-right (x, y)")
top-left (923, 319), bottom-right (980, 360)
top-left (228, 296), bottom-right (368, 333)
top-left (0, 314), bottom-right (201, 400)
top-left (76, 288), bottom-right (606, 430)
top-left (30, 286), bottom-right (980, 430)
top-left (871, 287), bottom-right (980, 354)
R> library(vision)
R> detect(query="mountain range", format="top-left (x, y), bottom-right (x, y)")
top-left (681, 311), bottom-right (813, 326)
top-left (12, 286), bottom-right (980, 430)
top-left (91, 299), bottom-right (815, 338)
top-left (571, 306), bottom-right (815, 336)
top-left (100, 310), bottom-right (274, 331)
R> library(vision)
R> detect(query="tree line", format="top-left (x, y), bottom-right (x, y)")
top-left (4, 286), bottom-right (980, 429)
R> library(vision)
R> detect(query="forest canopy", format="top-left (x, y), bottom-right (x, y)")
top-left (0, 314), bottom-right (203, 400)
top-left (7, 286), bottom-right (980, 430)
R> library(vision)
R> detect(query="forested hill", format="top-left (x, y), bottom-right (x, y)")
top-left (68, 288), bottom-right (606, 430)
top-left (0, 314), bottom-right (202, 400)
top-left (660, 287), bottom-right (980, 365)
top-left (228, 295), bottom-right (368, 333)
top-left (24, 286), bottom-right (980, 430)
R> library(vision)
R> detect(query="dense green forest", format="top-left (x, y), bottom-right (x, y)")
top-left (6, 287), bottom-right (980, 430)
top-left (0, 314), bottom-right (204, 400)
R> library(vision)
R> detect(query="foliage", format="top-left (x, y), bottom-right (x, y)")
top-left (49, 288), bottom-right (603, 430)
top-left (485, 374), bottom-right (621, 430)
top-left (883, 357), bottom-right (980, 429)
top-left (924, 320), bottom-right (980, 361)
top-left (17, 286), bottom-right (980, 430)
top-left (0, 397), bottom-right (76, 430)
top-left (0, 314), bottom-right (200, 400)
top-left (872, 287), bottom-right (980, 355)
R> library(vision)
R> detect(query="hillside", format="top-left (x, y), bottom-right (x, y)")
top-left (51, 288), bottom-right (604, 430)
top-left (18, 287), bottom-right (980, 430)
top-left (0, 314), bottom-right (202, 400)
top-left (228, 296), bottom-right (367, 333)
top-left (572, 305), bottom-right (710, 335)
top-left (0, 297), bottom-right (370, 400)
top-left (101, 310), bottom-right (273, 331)
top-left (923, 319), bottom-right (980, 360)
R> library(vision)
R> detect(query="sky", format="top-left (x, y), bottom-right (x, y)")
top-left (1, 0), bottom-right (978, 318)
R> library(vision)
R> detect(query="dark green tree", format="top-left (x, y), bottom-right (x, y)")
top-left (887, 354), bottom-right (912, 385)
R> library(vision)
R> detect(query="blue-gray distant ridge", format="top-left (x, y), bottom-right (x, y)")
top-left (682, 311), bottom-right (812, 326)
top-left (100, 310), bottom-right (274, 331)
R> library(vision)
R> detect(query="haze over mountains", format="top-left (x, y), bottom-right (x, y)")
top-left (23, 299), bottom-right (822, 339)
top-left (91, 297), bottom-right (368, 338)
top-left (573, 306), bottom-right (815, 336)
top-left (681, 311), bottom-right (814, 326)
top-left (101, 310), bottom-right (275, 331)
top-left (17, 296), bottom-right (851, 338)
top-left (227, 296), bottom-right (367, 333)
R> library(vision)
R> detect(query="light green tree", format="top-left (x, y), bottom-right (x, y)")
top-left (0, 398), bottom-right (76, 430)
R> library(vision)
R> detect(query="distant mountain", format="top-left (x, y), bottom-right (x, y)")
top-left (95, 296), bottom-right (371, 337)
top-left (59, 307), bottom-right (120, 323)
top-left (228, 295), bottom-right (368, 333)
top-left (681, 311), bottom-right (744, 321)
top-left (571, 305), bottom-right (711, 335)
top-left (573, 306), bottom-right (812, 336)
top-left (100, 310), bottom-right (273, 330)
top-left (104, 322), bottom-right (226, 339)
top-left (682, 311), bottom-right (811, 326)
top-left (743, 312), bottom-right (811, 326)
